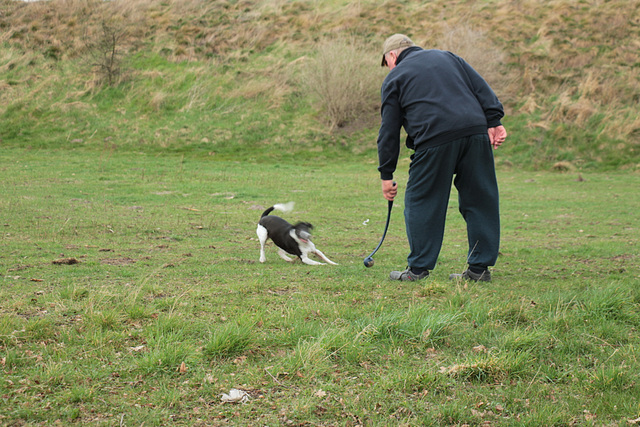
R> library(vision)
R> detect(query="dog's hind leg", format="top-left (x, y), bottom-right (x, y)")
top-left (277, 248), bottom-right (296, 262)
top-left (256, 224), bottom-right (269, 263)
top-left (313, 249), bottom-right (338, 265)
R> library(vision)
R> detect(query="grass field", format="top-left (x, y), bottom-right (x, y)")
top-left (1, 148), bottom-right (639, 425)
top-left (2, 0), bottom-right (639, 424)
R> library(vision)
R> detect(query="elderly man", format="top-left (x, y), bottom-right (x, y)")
top-left (376, 34), bottom-right (507, 282)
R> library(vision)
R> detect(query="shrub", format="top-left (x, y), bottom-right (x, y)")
top-left (85, 20), bottom-right (126, 86)
top-left (296, 37), bottom-right (382, 131)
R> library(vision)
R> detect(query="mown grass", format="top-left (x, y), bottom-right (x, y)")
top-left (1, 0), bottom-right (639, 424)
top-left (1, 148), bottom-right (639, 425)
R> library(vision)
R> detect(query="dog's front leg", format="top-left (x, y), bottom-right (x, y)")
top-left (257, 225), bottom-right (268, 263)
top-left (277, 249), bottom-right (296, 262)
top-left (300, 254), bottom-right (325, 265)
top-left (314, 249), bottom-right (338, 265)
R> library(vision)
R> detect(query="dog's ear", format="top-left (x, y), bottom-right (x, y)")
top-left (294, 222), bottom-right (313, 230)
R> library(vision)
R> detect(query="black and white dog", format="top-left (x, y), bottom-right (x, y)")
top-left (256, 202), bottom-right (337, 266)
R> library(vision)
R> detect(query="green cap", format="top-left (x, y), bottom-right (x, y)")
top-left (381, 34), bottom-right (415, 66)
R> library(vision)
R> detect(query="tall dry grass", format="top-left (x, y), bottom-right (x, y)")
top-left (484, 0), bottom-right (640, 142)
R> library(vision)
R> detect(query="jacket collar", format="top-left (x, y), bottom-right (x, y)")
top-left (395, 46), bottom-right (422, 66)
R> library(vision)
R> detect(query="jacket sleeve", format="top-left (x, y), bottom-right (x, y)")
top-left (456, 55), bottom-right (504, 127)
top-left (377, 78), bottom-right (403, 180)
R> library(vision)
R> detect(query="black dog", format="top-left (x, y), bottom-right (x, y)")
top-left (256, 203), bottom-right (337, 265)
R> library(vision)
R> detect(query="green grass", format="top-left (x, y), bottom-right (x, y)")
top-left (2, 1), bottom-right (639, 424)
top-left (1, 147), bottom-right (639, 425)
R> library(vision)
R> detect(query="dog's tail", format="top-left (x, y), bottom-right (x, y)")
top-left (261, 202), bottom-right (295, 218)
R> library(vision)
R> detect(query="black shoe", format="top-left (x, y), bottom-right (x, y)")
top-left (390, 267), bottom-right (429, 281)
top-left (449, 269), bottom-right (491, 282)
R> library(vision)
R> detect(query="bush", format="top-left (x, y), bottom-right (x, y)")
top-left (85, 20), bottom-right (126, 86)
top-left (297, 38), bottom-right (382, 131)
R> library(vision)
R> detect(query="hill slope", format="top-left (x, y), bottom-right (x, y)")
top-left (1, 0), bottom-right (639, 170)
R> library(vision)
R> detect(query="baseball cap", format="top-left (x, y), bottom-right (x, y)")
top-left (381, 34), bottom-right (415, 66)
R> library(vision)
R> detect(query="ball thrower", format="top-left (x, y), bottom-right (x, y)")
top-left (363, 197), bottom-right (394, 268)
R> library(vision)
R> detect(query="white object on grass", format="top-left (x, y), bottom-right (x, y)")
top-left (221, 388), bottom-right (250, 404)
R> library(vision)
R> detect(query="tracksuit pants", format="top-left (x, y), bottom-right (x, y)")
top-left (404, 134), bottom-right (500, 271)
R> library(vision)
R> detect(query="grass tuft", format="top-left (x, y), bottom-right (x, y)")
top-left (202, 322), bottom-right (253, 360)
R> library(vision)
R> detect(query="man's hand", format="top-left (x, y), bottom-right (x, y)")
top-left (382, 180), bottom-right (397, 201)
top-left (488, 125), bottom-right (507, 149)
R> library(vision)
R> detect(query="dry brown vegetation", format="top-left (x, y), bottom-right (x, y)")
top-left (296, 38), bottom-right (382, 131)
top-left (1, 0), bottom-right (639, 163)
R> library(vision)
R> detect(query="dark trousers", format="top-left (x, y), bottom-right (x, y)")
top-left (404, 134), bottom-right (500, 270)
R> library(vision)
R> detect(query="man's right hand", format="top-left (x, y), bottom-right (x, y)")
top-left (382, 180), bottom-right (397, 201)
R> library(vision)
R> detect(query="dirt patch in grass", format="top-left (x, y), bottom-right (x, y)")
top-left (100, 257), bottom-right (136, 266)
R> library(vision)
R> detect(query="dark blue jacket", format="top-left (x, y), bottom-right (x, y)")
top-left (377, 47), bottom-right (504, 180)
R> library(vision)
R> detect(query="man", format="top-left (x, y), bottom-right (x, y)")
top-left (376, 34), bottom-right (507, 282)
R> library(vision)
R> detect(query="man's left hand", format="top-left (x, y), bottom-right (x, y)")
top-left (488, 125), bottom-right (507, 149)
